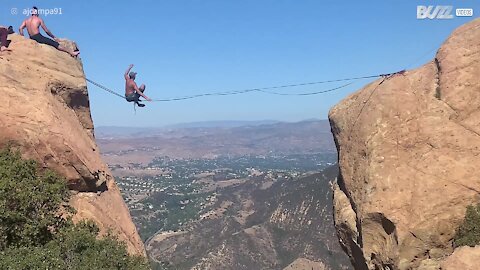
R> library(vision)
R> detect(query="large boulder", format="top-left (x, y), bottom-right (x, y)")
top-left (329, 18), bottom-right (480, 269)
top-left (440, 246), bottom-right (480, 270)
top-left (0, 34), bottom-right (145, 256)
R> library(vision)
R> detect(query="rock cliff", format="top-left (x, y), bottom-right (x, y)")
top-left (0, 34), bottom-right (145, 255)
top-left (329, 19), bottom-right (480, 269)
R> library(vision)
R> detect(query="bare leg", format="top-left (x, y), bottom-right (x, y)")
top-left (135, 84), bottom-right (147, 107)
top-left (0, 46), bottom-right (11, 52)
top-left (57, 45), bottom-right (80, 57)
top-left (139, 84), bottom-right (146, 93)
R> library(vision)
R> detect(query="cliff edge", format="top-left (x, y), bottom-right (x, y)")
top-left (329, 19), bottom-right (480, 269)
top-left (0, 34), bottom-right (145, 255)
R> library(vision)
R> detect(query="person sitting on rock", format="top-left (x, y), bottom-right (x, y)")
top-left (0, 25), bottom-right (14, 53)
top-left (18, 6), bottom-right (79, 57)
top-left (124, 64), bottom-right (152, 107)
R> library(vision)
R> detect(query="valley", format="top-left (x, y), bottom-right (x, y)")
top-left (97, 120), bottom-right (350, 269)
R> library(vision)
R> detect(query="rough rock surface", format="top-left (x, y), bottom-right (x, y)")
top-left (0, 34), bottom-right (145, 255)
top-left (329, 19), bottom-right (480, 269)
top-left (283, 258), bottom-right (326, 270)
top-left (440, 246), bottom-right (480, 270)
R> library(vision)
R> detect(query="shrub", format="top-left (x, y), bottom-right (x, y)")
top-left (0, 148), bottom-right (149, 269)
top-left (0, 148), bottom-right (71, 249)
top-left (453, 202), bottom-right (480, 247)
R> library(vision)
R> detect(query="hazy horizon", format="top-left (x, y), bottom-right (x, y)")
top-left (95, 118), bottom-right (327, 130)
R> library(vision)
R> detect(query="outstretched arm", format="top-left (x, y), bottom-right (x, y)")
top-left (40, 18), bottom-right (56, 39)
top-left (133, 83), bottom-right (152, 101)
top-left (124, 64), bottom-right (133, 80)
top-left (19, 20), bottom-right (26, 36)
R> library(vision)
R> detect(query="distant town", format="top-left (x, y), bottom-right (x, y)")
top-left (111, 153), bottom-right (336, 241)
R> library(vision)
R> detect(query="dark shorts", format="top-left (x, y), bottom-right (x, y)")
top-left (30, 33), bottom-right (59, 49)
top-left (125, 85), bottom-right (146, 102)
top-left (125, 93), bottom-right (140, 102)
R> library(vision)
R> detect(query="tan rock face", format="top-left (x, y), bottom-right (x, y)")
top-left (329, 19), bottom-right (480, 269)
top-left (440, 246), bottom-right (480, 270)
top-left (0, 35), bottom-right (145, 256)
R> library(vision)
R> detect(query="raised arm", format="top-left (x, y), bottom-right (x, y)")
top-left (40, 18), bottom-right (56, 39)
top-left (19, 20), bottom-right (26, 36)
top-left (124, 64), bottom-right (134, 80)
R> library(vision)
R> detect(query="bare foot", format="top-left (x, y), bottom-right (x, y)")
top-left (0, 46), bottom-right (12, 52)
top-left (70, 51), bottom-right (80, 58)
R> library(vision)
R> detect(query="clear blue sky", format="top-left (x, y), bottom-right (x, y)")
top-left (3, 1), bottom-right (478, 127)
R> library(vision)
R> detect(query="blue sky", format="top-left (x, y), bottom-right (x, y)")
top-left (3, 1), bottom-right (478, 127)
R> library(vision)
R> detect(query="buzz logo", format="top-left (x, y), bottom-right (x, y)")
top-left (417, 5), bottom-right (454, 19)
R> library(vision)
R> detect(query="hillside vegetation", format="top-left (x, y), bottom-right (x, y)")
top-left (0, 148), bottom-right (149, 270)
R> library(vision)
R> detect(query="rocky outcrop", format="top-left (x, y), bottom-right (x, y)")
top-left (283, 258), bottom-right (327, 270)
top-left (0, 35), bottom-right (145, 255)
top-left (329, 19), bottom-right (480, 269)
top-left (440, 246), bottom-right (480, 270)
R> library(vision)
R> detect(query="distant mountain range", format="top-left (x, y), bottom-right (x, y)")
top-left (97, 120), bottom-right (335, 164)
top-left (165, 120), bottom-right (283, 129)
top-left (95, 119), bottom-right (321, 138)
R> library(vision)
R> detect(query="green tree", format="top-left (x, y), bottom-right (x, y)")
top-left (454, 202), bottom-right (480, 247)
top-left (0, 148), bottom-right (71, 249)
top-left (0, 148), bottom-right (149, 269)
